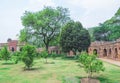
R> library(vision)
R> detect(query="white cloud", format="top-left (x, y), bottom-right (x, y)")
top-left (26, 0), bottom-right (56, 11)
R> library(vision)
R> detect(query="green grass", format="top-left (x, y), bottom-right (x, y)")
top-left (0, 58), bottom-right (120, 83)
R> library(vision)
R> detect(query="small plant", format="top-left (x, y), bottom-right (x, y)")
top-left (40, 50), bottom-right (48, 63)
top-left (21, 44), bottom-right (36, 70)
top-left (79, 51), bottom-right (105, 78)
top-left (51, 52), bottom-right (57, 59)
top-left (0, 46), bottom-right (10, 62)
top-left (11, 51), bottom-right (21, 64)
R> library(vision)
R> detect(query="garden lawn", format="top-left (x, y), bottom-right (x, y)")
top-left (0, 58), bottom-right (120, 83)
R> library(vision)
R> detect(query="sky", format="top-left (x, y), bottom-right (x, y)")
top-left (0, 0), bottom-right (120, 43)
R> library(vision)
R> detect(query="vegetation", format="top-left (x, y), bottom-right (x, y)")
top-left (91, 8), bottom-right (120, 41)
top-left (11, 51), bottom-right (21, 64)
top-left (40, 50), bottom-right (49, 63)
top-left (79, 52), bottom-right (105, 78)
top-left (60, 21), bottom-right (90, 54)
top-left (20, 6), bottom-right (71, 51)
top-left (0, 46), bottom-right (10, 62)
top-left (0, 58), bottom-right (120, 83)
top-left (21, 45), bottom-right (36, 69)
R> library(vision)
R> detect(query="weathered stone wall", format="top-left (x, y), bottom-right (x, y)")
top-left (88, 39), bottom-right (120, 60)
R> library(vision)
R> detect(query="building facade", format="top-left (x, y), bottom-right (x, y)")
top-left (0, 39), bottom-right (25, 52)
top-left (88, 39), bottom-right (120, 60)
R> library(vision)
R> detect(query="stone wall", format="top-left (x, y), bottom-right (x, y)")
top-left (88, 39), bottom-right (120, 60)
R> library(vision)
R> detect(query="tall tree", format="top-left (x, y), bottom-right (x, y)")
top-left (60, 21), bottom-right (90, 54)
top-left (92, 8), bottom-right (120, 41)
top-left (93, 24), bottom-right (109, 41)
top-left (21, 6), bottom-right (70, 51)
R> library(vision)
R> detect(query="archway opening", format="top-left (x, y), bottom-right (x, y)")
top-left (93, 49), bottom-right (97, 55)
top-left (103, 49), bottom-right (107, 57)
top-left (11, 47), bottom-right (14, 52)
top-left (115, 48), bottom-right (118, 58)
top-left (109, 49), bottom-right (111, 57)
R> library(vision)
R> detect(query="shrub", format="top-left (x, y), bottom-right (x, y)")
top-left (0, 46), bottom-right (10, 62)
top-left (79, 51), bottom-right (105, 78)
top-left (50, 53), bottom-right (57, 59)
top-left (21, 45), bottom-right (36, 69)
top-left (11, 51), bottom-right (21, 64)
top-left (40, 50), bottom-right (48, 63)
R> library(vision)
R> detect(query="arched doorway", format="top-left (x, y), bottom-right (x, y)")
top-left (93, 49), bottom-right (97, 55)
top-left (109, 49), bottom-right (111, 58)
top-left (115, 48), bottom-right (118, 58)
top-left (103, 49), bottom-right (107, 57)
top-left (11, 47), bottom-right (14, 52)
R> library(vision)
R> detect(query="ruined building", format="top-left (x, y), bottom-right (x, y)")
top-left (88, 39), bottom-right (120, 60)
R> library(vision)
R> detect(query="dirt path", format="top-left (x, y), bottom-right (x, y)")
top-left (99, 58), bottom-right (120, 67)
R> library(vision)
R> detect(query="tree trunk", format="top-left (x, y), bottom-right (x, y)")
top-left (45, 43), bottom-right (49, 53)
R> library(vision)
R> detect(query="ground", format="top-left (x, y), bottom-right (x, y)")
top-left (0, 58), bottom-right (120, 83)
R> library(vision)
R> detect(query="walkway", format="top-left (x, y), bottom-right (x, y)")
top-left (99, 58), bottom-right (120, 67)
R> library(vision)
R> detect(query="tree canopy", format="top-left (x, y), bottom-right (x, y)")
top-left (91, 8), bottom-right (120, 41)
top-left (20, 6), bottom-right (71, 51)
top-left (60, 21), bottom-right (90, 54)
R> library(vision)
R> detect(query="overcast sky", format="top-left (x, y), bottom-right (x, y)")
top-left (0, 0), bottom-right (120, 43)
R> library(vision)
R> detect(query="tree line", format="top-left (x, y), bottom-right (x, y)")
top-left (19, 6), bottom-right (90, 55)
top-left (90, 8), bottom-right (120, 42)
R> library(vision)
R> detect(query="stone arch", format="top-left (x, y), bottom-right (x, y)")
top-left (115, 48), bottom-right (118, 58)
top-left (103, 49), bottom-right (107, 57)
top-left (11, 47), bottom-right (14, 52)
top-left (93, 49), bottom-right (97, 55)
top-left (108, 49), bottom-right (112, 57)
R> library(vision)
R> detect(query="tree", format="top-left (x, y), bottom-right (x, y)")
top-left (60, 21), bottom-right (90, 54)
top-left (21, 6), bottom-right (71, 51)
top-left (21, 44), bottom-right (36, 69)
top-left (19, 28), bottom-right (28, 42)
top-left (92, 8), bottom-right (120, 41)
top-left (79, 52), bottom-right (104, 78)
top-left (0, 46), bottom-right (10, 62)
top-left (93, 24), bottom-right (109, 41)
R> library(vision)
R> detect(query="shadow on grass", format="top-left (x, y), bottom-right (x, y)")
top-left (76, 76), bottom-right (113, 83)
top-left (22, 66), bottom-right (45, 71)
top-left (2, 63), bottom-right (14, 65)
top-left (61, 56), bottom-right (77, 60)
top-left (97, 77), bottom-right (114, 83)
top-left (0, 67), bottom-right (10, 70)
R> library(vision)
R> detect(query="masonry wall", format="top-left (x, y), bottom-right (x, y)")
top-left (88, 39), bottom-right (120, 60)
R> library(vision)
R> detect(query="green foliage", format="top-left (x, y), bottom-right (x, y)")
top-left (0, 46), bottom-right (10, 61)
top-left (21, 6), bottom-right (71, 50)
top-left (50, 53), bottom-right (58, 59)
top-left (40, 50), bottom-right (48, 63)
top-left (21, 44), bottom-right (36, 69)
top-left (19, 28), bottom-right (28, 42)
top-left (79, 52), bottom-right (105, 78)
top-left (92, 8), bottom-right (120, 41)
top-left (60, 21), bottom-right (90, 54)
top-left (11, 51), bottom-right (21, 64)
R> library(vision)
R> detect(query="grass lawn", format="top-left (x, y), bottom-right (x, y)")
top-left (0, 57), bottom-right (120, 83)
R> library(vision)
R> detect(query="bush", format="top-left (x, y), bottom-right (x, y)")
top-left (11, 51), bottom-right (21, 64)
top-left (0, 46), bottom-right (10, 62)
top-left (40, 50), bottom-right (48, 63)
top-left (79, 51), bottom-right (105, 78)
top-left (21, 45), bottom-right (36, 69)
